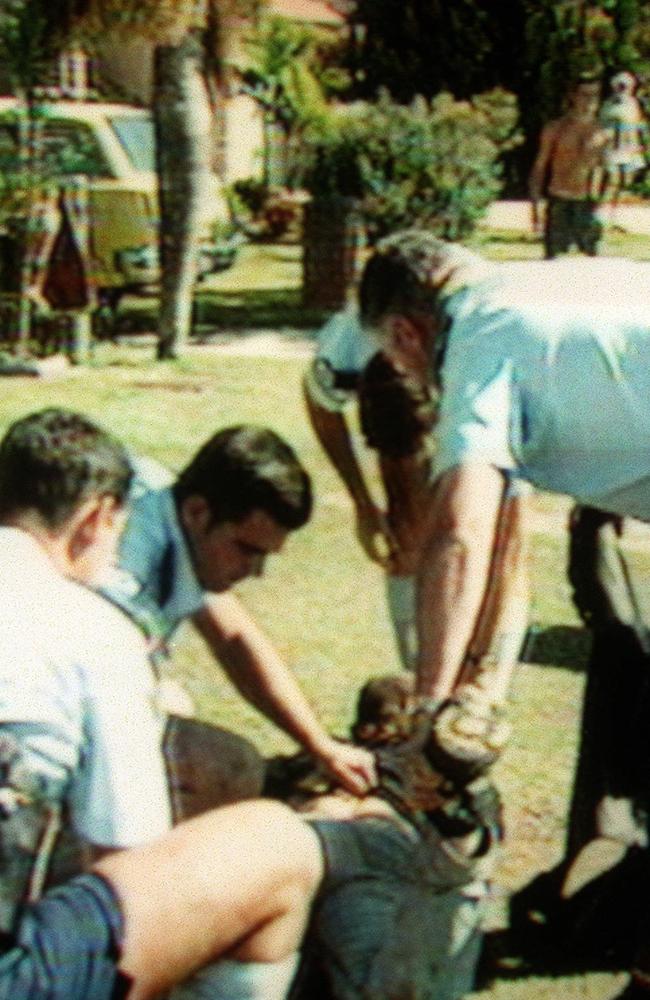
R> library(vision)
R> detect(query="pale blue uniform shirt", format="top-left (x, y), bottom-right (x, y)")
top-left (106, 457), bottom-right (204, 641)
top-left (434, 256), bottom-right (650, 521)
top-left (304, 306), bottom-right (377, 412)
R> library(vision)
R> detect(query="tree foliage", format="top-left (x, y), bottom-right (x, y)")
top-left (296, 87), bottom-right (521, 242)
top-left (346, 1), bottom-right (650, 192)
top-left (0, 0), bottom-right (91, 93)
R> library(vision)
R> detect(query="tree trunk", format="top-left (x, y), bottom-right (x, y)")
top-left (302, 196), bottom-right (365, 311)
top-left (153, 31), bottom-right (213, 360)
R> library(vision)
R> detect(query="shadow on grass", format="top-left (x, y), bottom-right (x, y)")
top-left (112, 289), bottom-right (328, 338)
top-left (522, 624), bottom-right (591, 671)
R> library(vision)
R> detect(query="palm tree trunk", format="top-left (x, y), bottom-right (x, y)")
top-left (153, 30), bottom-right (213, 360)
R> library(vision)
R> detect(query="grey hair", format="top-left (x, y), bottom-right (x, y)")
top-left (359, 229), bottom-right (492, 337)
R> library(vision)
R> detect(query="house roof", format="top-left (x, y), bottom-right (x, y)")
top-left (267, 0), bottom-right (345, 26)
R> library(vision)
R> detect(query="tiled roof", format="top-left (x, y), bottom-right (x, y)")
top-left (267, 0), bottom-right (345, 26)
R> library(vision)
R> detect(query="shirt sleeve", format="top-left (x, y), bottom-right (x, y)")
top-left (304, 309), bottom-right (377, 412)
top-left (433, 348), bottom-right (519, 480)
top-left (68, 606), bottom-right (171, 848)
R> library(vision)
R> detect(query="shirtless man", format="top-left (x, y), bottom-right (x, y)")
top-left (529, 75), bottom-right (610, 258)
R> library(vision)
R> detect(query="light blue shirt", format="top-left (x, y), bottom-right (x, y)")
top-left (434, 256), bottom-right (650, 520)
top-left (106, 458), bottom-right (204, 639)
top-left (304, 306), bottom-right (377, 412)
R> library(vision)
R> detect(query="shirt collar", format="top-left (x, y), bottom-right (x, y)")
top-left (158, 488), bottom-right (205, 628)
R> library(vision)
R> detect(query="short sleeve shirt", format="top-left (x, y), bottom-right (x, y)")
top-left (0, 529), bottom-right (171, 849)
top-left (304, 307), bottom-right (377, 412)
top-left (107, 457), bottom-right (204, 639)
top-left (434, 257), bottom-right (650, 521)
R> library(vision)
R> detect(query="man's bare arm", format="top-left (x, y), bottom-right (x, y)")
top-left (529, 121), bottom-right (558, 231)
top-left (303, 377), bottom-right (394, 565)
top-left (415, 463), bottom-right (505, 700)
top-left (193, 594), bottom-right (376, 794)
top-left (380, 450), bottom-right (433, 576)
top-left (458, 487), bottom-right (530, 704)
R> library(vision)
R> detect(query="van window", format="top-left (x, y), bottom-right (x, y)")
top-left (110, 115), bottom-right (156, 173)
top-left (41, 121), bottom-right (112, 178)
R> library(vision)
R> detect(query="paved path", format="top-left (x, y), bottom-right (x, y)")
top-left (483, 198), bottom-right (650, 234)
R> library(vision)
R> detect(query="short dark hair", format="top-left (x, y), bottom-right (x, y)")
top-left (359, 229), bottom-right (485, 330)
top-left (0, 408), bottom-right (133, 529)
top-left (174, 425), bottom-right (312, 530)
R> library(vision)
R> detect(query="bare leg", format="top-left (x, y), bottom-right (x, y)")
top-left (94, 800), bottom-right (324, 1000)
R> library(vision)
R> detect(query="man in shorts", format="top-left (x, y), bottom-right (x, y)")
top-left (0, 795), bottom-right (324, 1000)
top-left (0, 408), bottom-right (324, 999)
top-left (529, 74), bottom-right (610, 258)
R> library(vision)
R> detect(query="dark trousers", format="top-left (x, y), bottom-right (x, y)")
top-left (567, 506), bottom-right (650, 854)
top-left (545, 197), bottom-right (602, 259)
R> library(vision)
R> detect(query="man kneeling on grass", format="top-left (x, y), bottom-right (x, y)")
top-left (0, 407), bottom-right (323, 1000)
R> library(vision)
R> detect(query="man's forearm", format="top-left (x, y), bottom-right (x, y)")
top-left (416, 533), bottom-right (497, 700)
top-left (414, 464), bottom-right (505, 701)
top-left (303, 382), bottom-right (375, 510)
top-left (194, 595), bottom-right (330, 753)
top-left (459, 492), bottom-right (530, 704)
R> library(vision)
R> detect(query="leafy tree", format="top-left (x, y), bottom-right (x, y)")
top-left (239, 15), bottom-right (338, 185)
top-left (300, 87), bottom-right (521, 241)
top-left (298, 86), bottom-right (520, 308)
top-left (346, 1), bottom-right (650, 193)
top-left (0, 0), bottom-right (93, 350)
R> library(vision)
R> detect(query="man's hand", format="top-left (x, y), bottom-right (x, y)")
top-left (355, 501), bottom-right (397, 566)
top-left (530, 199), bottom-right (544, 237)
top-left (311, 735), bottom-right (377, 796)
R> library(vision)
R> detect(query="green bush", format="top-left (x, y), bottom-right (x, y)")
top-left (296, 87), bottom-right (521, 242)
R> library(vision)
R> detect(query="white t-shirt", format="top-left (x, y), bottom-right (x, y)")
top-left (0, 528), bottom-right (171, 848)
top-left (434, 256), bottom-right (650, 520)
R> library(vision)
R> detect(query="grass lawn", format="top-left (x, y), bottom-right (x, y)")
top-left (7, 221), bottom-right (650, 999)
top-left (113, 220), bottom-right (650, 336)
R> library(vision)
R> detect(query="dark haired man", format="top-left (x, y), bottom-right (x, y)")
top-left (0, 408), bottom-right (324, 1000)
top-left (358, 228), bottom-right (650, 738)
top-left (529, 75), bottom-right (610, 258)
top-left (303, 307), bottom-right (435, 671)
top-left (0, 408), bottom-right (171, 910)
top-left (109, 425), bottom-right (376, 796)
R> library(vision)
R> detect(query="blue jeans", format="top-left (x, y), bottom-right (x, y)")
top-left (297, 816), bottom-right (489, 1000)
top-left (0, 873), bottom-right (128, 1000)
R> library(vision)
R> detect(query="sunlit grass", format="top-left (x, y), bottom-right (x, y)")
top-left (2, 220), bottom-right (648, 998)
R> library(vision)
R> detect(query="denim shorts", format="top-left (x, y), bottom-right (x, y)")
top-left (302, 816), bottom-right (488, 1000)
top-left (0, 873), bottom-right (129, 1000)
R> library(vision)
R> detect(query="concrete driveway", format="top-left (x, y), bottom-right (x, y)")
top-left (483, 198), bottom-right (650, 234)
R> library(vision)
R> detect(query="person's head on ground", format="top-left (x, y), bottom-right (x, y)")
top-left (566, 74), bottom-right (602, 120)
top-left (0, 407), bottom-right (132, 585)
top-left (174, 425), bottom-right (312, 591)
top-left (359, 228), bottom-right (490, 382)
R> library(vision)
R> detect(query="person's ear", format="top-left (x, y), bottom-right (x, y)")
top-left (179, 495), bottom-right (212, 537)
top-left (68, 495), bottom-right (115, 559)
top-left (384, 314), bottom-right (430, 374)
top-left (388, 315), bottom-right (425, 356)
